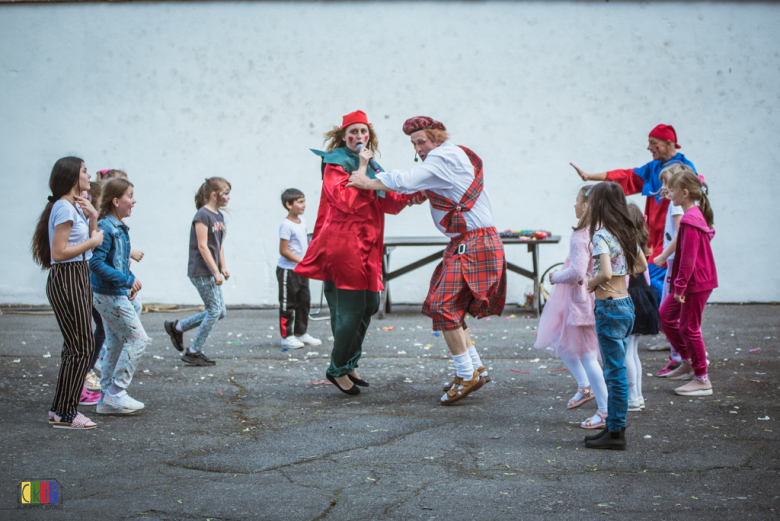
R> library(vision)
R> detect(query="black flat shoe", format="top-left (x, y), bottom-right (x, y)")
top-left (584, 428), bottom-right (608, 442)
top-left (585, 427), bottom-right (627, 450)
top-left (348, 374), bottom-right (369, 387)
top-left (326, 374), bottom-right (361, 395)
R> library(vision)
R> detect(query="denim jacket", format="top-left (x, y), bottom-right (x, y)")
top-left (89, 214), bottom-right (135, 296)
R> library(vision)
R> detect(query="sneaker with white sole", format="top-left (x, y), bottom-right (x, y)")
top-left (103, 389), bottom-right (145, 411)
top-left (84, 370), bottom-right (101, 391)
top-left (281, 336), bottom-right (305, 349)
top-left (295, 333), bottom-right (322, 346)
top-left (628, 399), bottom-right (642, 412)
top-left (96, 397), bottom-right (137, 415)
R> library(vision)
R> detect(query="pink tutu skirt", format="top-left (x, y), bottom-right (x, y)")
top-left (534, 282), bottom-right (599, 359)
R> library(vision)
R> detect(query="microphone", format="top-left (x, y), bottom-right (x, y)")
top-left (356, 144), bottom-right (381, 174)
top-left (414, 152), bottom-right (419, 162)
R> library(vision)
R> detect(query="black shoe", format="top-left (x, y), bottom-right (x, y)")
top-left (181, 351), bottom-right (216, 366)
top-left (326, 374), bottom-right (360, 395)
top-left (584, 428), bottom-right (608, 442)
top-left (348, 374), bottom-right (369, 387)
top-left (585, 427), bottom-right (627, 450)
top-left (164, 320), bottom-right (184, 352)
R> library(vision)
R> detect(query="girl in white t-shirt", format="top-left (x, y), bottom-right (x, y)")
top-left (652, 165), bottom-right (692, 375)
top-left (32, 157), bottom-right (104, 430)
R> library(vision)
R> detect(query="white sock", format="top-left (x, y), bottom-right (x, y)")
top-left (453, 352), bottom-right (474, 379)
top-left (467, 347), bottom-right (486, 375)
top-left (175, 322), bottom-right (183, 332)
top-left (626, 335), bottom-right (640, 402)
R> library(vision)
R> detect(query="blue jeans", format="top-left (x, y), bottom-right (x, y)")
top-left (179, 276), bottom-right (226, 351)
top-left (594, 297), bottom-right (635, 432)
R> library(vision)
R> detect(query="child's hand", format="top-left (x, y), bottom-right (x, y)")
top-left (130, 249), bottom-right (145, 262)
top-left (674, 294), bottom-right (686, 303)
top-left (587, 277), bottom-right (598, 293)
top-left (221, 268), bottom-right (230, 280)
top-left (130, 278), bottom-right (142, 294)
top-left (214, 273), bottom-right (224, 286)
top-left (129, 288), bottom-right (138, 301)
top-left (548, 272), bottom-right (556, 285)
top-left (652, 255), bottom-right (666, 268)
top-left (74, 193), bottom-right (97, 219)
top-left (90, 229), bottom-right (104, 247)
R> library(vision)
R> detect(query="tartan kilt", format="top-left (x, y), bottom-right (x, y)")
top-left (422, 227), bottom-right (507, 328)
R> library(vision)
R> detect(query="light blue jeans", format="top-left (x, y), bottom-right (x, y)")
top-left (179, 276), bottom-right (226, 351)
top-left (93, 293), bottom-right (149, 392)
top-left (594, 297), bottom-right (635, 433)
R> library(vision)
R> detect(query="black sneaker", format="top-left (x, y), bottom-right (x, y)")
top-left (164, 320), bottom-right (184, 352)
top-left (181, 351), bottom-right (216, 366)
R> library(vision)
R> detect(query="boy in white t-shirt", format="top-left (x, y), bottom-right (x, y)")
top-left (651, 165), bottom-right (690, 373)
top-left (278, 189), bottom-right (321, 349)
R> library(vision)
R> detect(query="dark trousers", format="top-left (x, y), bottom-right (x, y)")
top-left (324, 280), bottom-right (380, 378)
top-left (46, 262), bottom-right (95, 417)
top-left (277, 267), bottom-right (311, 338)
top-left (90, 305), bottom-right (105, 370)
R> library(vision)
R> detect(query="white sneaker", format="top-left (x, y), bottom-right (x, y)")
top-left (639, 396), bottom-right (646, 409)
top-left (628, 399), bottom-right (642, 412)
top-left (295, 333), bottom-right (322, 346)
top-left (103, 389), bottom-right (145, 411)
top-left (281, 336), bottom-right (305, 349)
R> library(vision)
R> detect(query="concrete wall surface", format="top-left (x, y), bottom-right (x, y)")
top-left (1, 1), bottom-right (778, 306)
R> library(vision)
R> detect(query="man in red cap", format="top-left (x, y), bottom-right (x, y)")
top-left (296, 110), bottom-right (419, 395)
top-left (570, 124), bottom-right (696, 302)
top-left (347, 116), bottom-right (506, 406)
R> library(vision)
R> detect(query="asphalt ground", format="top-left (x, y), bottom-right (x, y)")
top-left (1, 304), bottom-right (778, 520)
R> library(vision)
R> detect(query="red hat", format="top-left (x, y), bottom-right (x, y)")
top-left (403, 116), bottom-right (446, 136)
top-left (649, 124), bottom-right (681, 149)
top-left (341, 110), bottom-right (371, 129)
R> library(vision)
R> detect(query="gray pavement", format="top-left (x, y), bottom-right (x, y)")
top-left (1, 304), bottom-right (778, 520)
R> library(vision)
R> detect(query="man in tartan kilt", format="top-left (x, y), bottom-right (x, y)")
top-left (347, 116), bottom-right (507, 405)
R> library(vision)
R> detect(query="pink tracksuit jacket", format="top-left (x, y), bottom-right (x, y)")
top-left (669, 206), bottom-right (718, 296)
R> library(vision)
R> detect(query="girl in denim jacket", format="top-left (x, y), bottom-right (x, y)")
top-left (89, 178), bottom-right (149, 415)
top-left (583, 182), bottom-right (647, 450)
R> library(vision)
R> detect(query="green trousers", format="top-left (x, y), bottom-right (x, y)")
top-left (324, 280), bottom-right (380, 377)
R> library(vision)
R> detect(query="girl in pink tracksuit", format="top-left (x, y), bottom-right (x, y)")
top-left (659, 171), bottom-right (717, 396)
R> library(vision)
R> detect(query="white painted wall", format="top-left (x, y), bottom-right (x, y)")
top-left (2, 1), bottom-right (779, 306)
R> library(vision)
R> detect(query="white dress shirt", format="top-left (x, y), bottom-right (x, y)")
top-left (376, 141), bottom-right (495, 237)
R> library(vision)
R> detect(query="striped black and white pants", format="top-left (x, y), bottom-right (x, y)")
top-left (46, 261), bottom-right (95, 417)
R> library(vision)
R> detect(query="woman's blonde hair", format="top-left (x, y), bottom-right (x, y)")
top-left (323, 124), bottom-right (380, 156)
top-left (669, 171), bottom-right (714, 228)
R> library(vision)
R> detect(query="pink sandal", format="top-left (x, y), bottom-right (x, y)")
top-left (581, 410), bottom-right (607, 429)
top-left (567, 386), bottom-right (595, 410)
top-left (52, 412), bottom-right (97, 430)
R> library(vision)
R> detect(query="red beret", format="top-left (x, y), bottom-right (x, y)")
top-left (649, 124), bottom-right (681, 149)
top-left (341, 110), bottom-right (371, 129)
top-left (403, 116), bottom-right (446, 136)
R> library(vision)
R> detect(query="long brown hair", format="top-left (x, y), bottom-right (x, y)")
top-left (627, 202), bottom-right (651, 256)
top-left (572, 184), bottom-right (595, 231)
top-left (195, 177), bottom-right (231, 210)
top-left (99, 178), bottom-right (134, 220)
top-left (669, 171), bottom-right (714, 228)
top-left (587, 182), bottom-right (640, 274)
top-left (31, 156), bottom-right (84, 270)
top-left (323, 124), bottom-right (380, 156)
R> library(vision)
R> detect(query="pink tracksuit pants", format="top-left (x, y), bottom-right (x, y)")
top-left (659, 290), bottom-right (712, 377)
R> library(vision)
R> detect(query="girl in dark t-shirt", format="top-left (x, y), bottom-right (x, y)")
top-left (163, 177), bottom-right (232, 366)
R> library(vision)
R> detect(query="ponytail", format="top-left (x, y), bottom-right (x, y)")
top-left (31, 157), bottom-right (84, 270)
top-left (699, 181), bottom-right (714, 229)
top-left (195, 177), bottom-right (231, 210)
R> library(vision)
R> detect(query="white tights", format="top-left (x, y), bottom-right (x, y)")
top-left (559, 353), bottom-right (608, 413)
top-left (625, 335), bottom-right (643, 402)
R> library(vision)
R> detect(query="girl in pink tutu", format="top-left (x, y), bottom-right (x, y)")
top-left (535, 185), bottom-right (608, 429)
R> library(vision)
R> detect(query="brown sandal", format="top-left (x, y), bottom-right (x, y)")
top-left (441, 370), bottom-right (481, 406)
top-left (443, 366), bottom-right (488, 392)
top-left (567, 386), bottom-right (595, 409)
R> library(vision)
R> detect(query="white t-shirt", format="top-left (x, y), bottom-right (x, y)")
top-left (277, 217), bottom-right (308, 270)
top-left (48, 200), bottom-right (92, 264)
top-left (664, 201), bottom-right (685, 263)
top-left (376, 141), bottom-right (495, 237)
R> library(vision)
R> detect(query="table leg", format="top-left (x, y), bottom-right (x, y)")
top-left (530, 243), bottom-right (540, 316)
